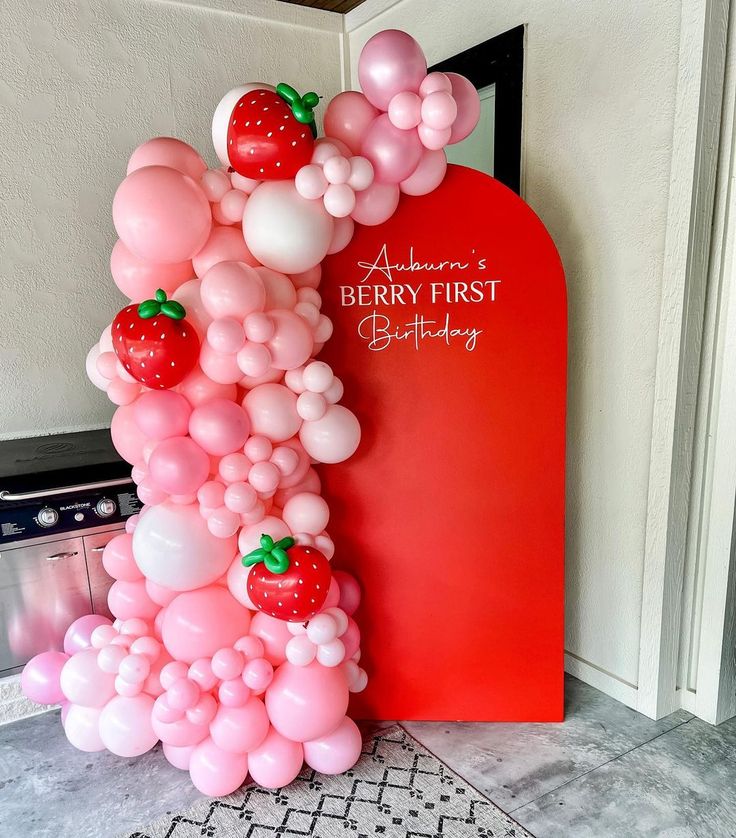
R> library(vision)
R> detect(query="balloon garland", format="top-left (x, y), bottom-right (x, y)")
top-left (22, 30), bottom-right (480, 795)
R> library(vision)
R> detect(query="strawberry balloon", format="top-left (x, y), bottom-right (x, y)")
top-left (243, 535), bottom-right (332, 622)
top-left (112, 289), bottom-right (200, 390)
top-left (227, 83), bottom-right (319, 180)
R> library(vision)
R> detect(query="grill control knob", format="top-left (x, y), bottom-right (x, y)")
top-left (38, 508), bottom-right (59, 527)
top-left (95, 498), bottom-right (116, 518)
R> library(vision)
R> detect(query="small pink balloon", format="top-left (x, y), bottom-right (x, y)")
top-left (152, 710), bottom-right (209, 747)
top-left (210, 698), bottom-right (269, 754)
top-left (388, 91), bottom-right (422, 130)
top-left (127, 137), bottom-right (207, 181)
top-left (133, 390), bottom-right (192, 440)
top-left (242, 657), bottom-right (274, 691)
top-left (358, 29), bottom-right (428, 110)
top-left (193, 226), bottom-right (258, 278)
top-left (219, 453), bottom-right (252, 484)
top-left (219, 189), bottom-right (248, 223)
top-left (64, 615), bottom-right (112, 656)
top-left (148, 436), bottom-right (210, 495)
top-left (237, 516), bottom-right (292, 555)
top-left (340, 618), bottom-right (361, 660)
top-left (333, 570), bottom-right (361, 616)
top-left (418, 123), bottom-right (452, 151)
top-left (244, 312), bottom-right (275, 344)
top-left (200, 260), bottom-right (266, 320)
top-left (96, 351), bottom-right (118, 380)
top-left (118, 653), bottom-right (151, 685)
top-left (236, 342), bottom-right (272, 378)
top-left (218, 677), bottom-right (251, 707)
top-left (244, 435), bottom-right (273, 463)
top-left (347, 157), bottom-right (374, 192)
top-left (400, 148), bottom-right (447, 196)
top-left (64, 704), bottom-right (105, 752)
top-left (249, 612), bottom-right (292, 667)
top-left (255, 266), bottom-right (298, 310)
top-left (113, 165), bottom-right (211, 264)
top-left (189, 737), bottom-right (248, 796)
top-left (420, 71), bottom-right (453, 96)
top-left (421, 91), bottom-right (458, 130)
top-left (21, 651), bottom-right (68, 704)
top-left (304, 716), bottom-right (362, 774)
top-left (107, 378), bottom-right (140, 406)
top-left (207, 318), bottom-right (246, 354)
top-left (177, 365), bottom-right (237, 407)
top-left (361, 114), bottom-right (423, 184)
top-left (189, 398), bottom-right (250, 456)
top-left (242, 383), bottom-right (301, 443)
top-left (264, 310), bottom-right (313, 371)
top-left (136, 479), bottom-right (168, 506)
top-left (447, 72), bottom-right (481, 144)
top-left (97, 644), bottom-right (127, 674)
top-left (200, 169), bottom-right (231, 202)
top-left (323, 91), bottom-right (379, 155)
top-left (60, 648), bottom-right (116, 707)
top-left (168, 677), bottom-right (200, 710)
top-left (282, 493), bottom-right (329, 536)
top-left (224, 481), bottom-right (258, 513)
top-left (188, 658), bottom-right (219, 691)
top-left (207, 506), bottom-right (241, 538)
top-left (299, 404), bottom-right (361, 464)
top-left (295, 164), bottom-right (327, 200)
top-left (163, 742), bottom-right (196, 771)
top-left (197, 480), bottom-right (226, 509)
top-left (186, 692), bottom-right (218, 726)
top-left (351, 182), bottom-right (400, 226)
top-left (323, 184), bottom-right (355, 219)
top-left (289, 265), bottom-right (321, 290)
top-left (102, 533), bottom-right (143, 582)
top-left (199, 343), bottom-right (243, 385)
top-left (323, 156), bottom-right (352, 186)
top-left (248, 727), bottom-right (304, 789)
top-left (211, 647), bottom-right (244, 681)
top-left (108, 579), bottom-right (160, 622)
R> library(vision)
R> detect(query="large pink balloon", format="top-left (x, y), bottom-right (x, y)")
top-left (210, 698), bottom-right (269, 754)
top-left (200, 261), bottom-right (266, 320)
top-left (447, 73), bottom-right (481, 144)
top-left (60, 648), bottom-right (116, 707)
top-left (243, 182), bottom-right (334, 274)
top-left (400, 148), bottom-right (447, 196)
top-left (113, 166), bottom-right (212, 264)
top-left (110, 240), bottom-right (193, 301)
top-left (247, 727), bottom-right (304, 789)
top-left (358, 30), bottom-right (427, 110)
top-left (304, 716), bottom-right (362, 774)
top-left (152, 712), bottom-right (209, 747)
top-left (323, 92), bottom-right (380, 155)
top-left (255, 267), bottom-right (298, 310)
top-left (361, 114), bottom-right (423, 184)
top-left (127, 137), bottom-right (207, 181)
top-left (243, 384), bottom-right (301, 443)
top-left (265, 661), bottom-right (349, 742)
top-left (108, 579), bottom-right (160, 621)
top-left (177, 365), bottom-right (237, 408)
top-left (161, 586), bottom-right (251, 663)
top-left (99, 694), bottom-right (158, 757)
top-left (64, 704), bottom-right (105, 752)
top-left (266, 310), bottom-right (314, 371)
top-left (103, 533), bottom-right (143, 582)
top-left (172, 279), bottom-right (212, 338)
top-left (189, 737), bottom-right (248, 796)
top-left (351, 182), bottom-right (400, 226)
top-left (21, 651), bottom-right (68, 704)
top-left (249, 612), bottom-right (292, 666)
top-left (148, 436), bottom-right (210, 495)
top-left (163, 742), bottom-right (196, 770)
top-left (133, 390), bottom-right (192, 440)
top-left (189, 398), bottom-right (250, 456)
top-left (299, 405), bottom-right (361, 463)
top-left (63, 615), bottom-right (112, 656)
top-left (192, 226), bottom-right (259, 278)
top-left (111, 403), bottom-right (148, 465)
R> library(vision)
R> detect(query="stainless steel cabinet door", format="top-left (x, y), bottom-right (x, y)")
top-left (0, 537), bottom-right (90, 675)
top-left (83, 528), bottom-right (123, 620)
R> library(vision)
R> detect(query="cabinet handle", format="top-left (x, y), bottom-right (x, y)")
top-left (46, 551), bottom-right (79, 561)
top-left (90, 546), bottom-right (106, 552)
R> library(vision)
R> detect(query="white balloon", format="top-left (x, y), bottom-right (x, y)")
top-left (132, 501), bottom-right (236, 591)
top-left (85, 344), bottom-right (109, 392)
top-left (243, 182), bottom-right (334, 274)
top-left (212, 83), bottom-right (276, 168)
top-left (299, 405), bottom-right (361, 464)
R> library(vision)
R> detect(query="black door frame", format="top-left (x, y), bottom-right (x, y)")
top-left (430, 25), bottom-right (524, 194)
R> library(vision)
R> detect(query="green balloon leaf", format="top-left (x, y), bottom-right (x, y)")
top-left (161, 300), bottom-right (186, 320)
top-left (137, 289), bottom-right (187, 321)
top-left (276, 82), bottom-right (320, 138)
top-left (242, 534), bottom-right (295, 575)
top-left (137, 299), bottom-right (160, 319)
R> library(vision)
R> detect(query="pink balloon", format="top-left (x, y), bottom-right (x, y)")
top-left (400, 148), bottom-right (447, 196)
top-left (189, 398), bottom-right (250, 456)
top-left (351, 182), bottom-right (400, 226)
top-left (340, 618), bottom-right (361, 660)
top-left (266, 661), bottom-right (349, 742)
top-left (388, 91), bottom-right (422, 130)
top-left (295, 164), bottom-right (327, 200)
top-left (64, 615), bottom-right (112, 656)
top-left (282, 492), bottom-right (329, 536)
top-left (102, 533), bottom-right (143, 582)
top-left (358, 29), bottom-right (427, 110)
top-left (242, 657), bottom-right (274, 692)
top-left (238, 516), bottom-right (292, 555)
top-left (148, 436), bottom-right (210, 495)
top-left (207, 318), bottom-right (246, 354)
top-left (242, 383), bottom-right (301, 443)
top-left (255, 267), bottom-right (298, 310)
top-left (421, 91), bottom-right (457, 131)
top-left (107, 378), bottom-right (141, 407)
top-left (417, 123), bottom-right (451, 151)
top-left (178, 365), bottom-right (237, 408)
top-left (200, 169), bottom-right (231, 202)
top-left (327, 216), bottom-right (355, 255)
top-left (163, 742), bottom-right (196, 770)
top-left (99, 694), bottom-right (158, 757)
top-left (304, 716), bottom-right (362, 774)
top-left (127, 137), bottom-right (207, 181)
top-left (200, 261), bottom-right (266, 320)
top-left (333, 570), bottom-right (361, 616)
top-left (189, 737), bottom-right (248, 796)
top-left (110, 404), bottom-right (148, 465)
top-left (210, 698), bottom-right (269, 754)
top-left (207, 506), bottom-right (241, 539)
top-left (323, 184), bottom-right (356, 218)
top-left (361, 114), bottom-right (423, 184)
top-left (299, 405), bottom-right (361, 464)
top-left (110, 240), bottom-right (193, 301)
top-left (64, 704), bottom-right (105, 752)
top-left (192, 226), bottom-right (258, 278)
top-left (247, 727), bottom-right (304, 788)
top-left (162, 586), bottom-right (251, 663)
top-left (199, 343), bottom-right (244, 385)
top-left (447, 73), bottom-right (481, 144)
top-left (289, 265), bottom-right (321, 290)
top-left (265, 310), bottom-right (313, 371)
top-left (249, 612), bottom-right (292, 667)
top-left (21, 651), bottom-right (68, 704)
top-left (172, 279), bottom-right (212, 338)
top-left (133, 391), bottom-right (192, 440)
top-left (226, 554), bottom-right (257, 610)
top-left (60, 648), bottom-right (116, 707)
top-left (113, 166), bottom-right (212, 263)
top-left (420, 71), bottom-right (452, 96)
top-left (323, 91), bottom-right (380, 155)
top-left (108, 579), bottom-right (161, 622)
top-left (152, 711), bottom-right (209, 747)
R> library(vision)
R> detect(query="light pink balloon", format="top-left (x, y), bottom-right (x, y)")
top-left (189, 398), bottom-right (250, 456)
top-left (219, 453), bottom-right (252, 484)
top-left (226, 554), bottom-right (258, 610)
top-left (200, 169), bottom-right (231, 202)
top-left (163, 742), bottom-right (196, 770)
top-left (248, 727), bottom-right (304, 788)
top-left (178, 365), bottom-right (237, 408)
top-left (102, 533), bottom-right (143, 582)
top-left (136, 479), bottom-right (168, 506)
top-left (282, 493), bottom-right (329, 536)
top-left (99, 694), bottom-right (158, 757)
top-left (236, 342), bottom-right (272, 378)
top-left (255, 267), bottom-right (298, 310)
top-left (421, 91), bottom-right (458, 130)
top-left (64, 615), bottom-right (112, 656)
top-left (113, 165), bottom-right (212, 264)
top-left (388, 91), bottom-right (422, 130)
top-left (237, 515), bottom-right (292, 555)
top-left (172, 279), bottom-right (212, 338)
top-left (224, 481), bottom-right (258, 514)
top-left (64, 704), bottom-right (105, 752)
top-left (152, 711), bottom-right (209, 747)
top-left (340, 618), bottom-right (361, 660)
top-left (207, 318), bottom-right (246, 354)
top-left (243, 384), bottom-right (301, 443)
top-left (200, 261), bottom-right (266, 320)
top-left (417, 123), bottom-right (451, 151)
top-left (21, 650), bottom-right (68, 704)
top-left (266, 661), bottom-right (349, 742)
top-left (289, 265), bottom-right (322, 290)
top-left (323, 184), bottom-right (356, 218)
top-left (219, 189), bottom-right (248, 224)
top-left (274, 466), bottom-right (321, 507)
top-left (108, 579), bottom-right (161, 622)
top-left (192, 226), bottom-right (258, 278)
top-left (189, 737), bottom-right (248, 796)
top-left (148, 436), bottom-right (210, 495)
top-left (447, 72), bottom-right (481, 143)
top-left (333, 570), bottom-right (361, 616)
top-left (420, 71), bottom-right (452, 96)
top-left (110, 240), bottom-right (193, 301)
top-left (299, 404), bottom-right (361, 463)
top-left (60, 648), bottom-right (116, 707)
top-left (210, 698), bottom-right (269, 754)
top-left (295, 164), bottom-right (328, 200)
top-left (199, 343), bottom-right (244, 385)
top-left (304, 716), bottom-right (362, 774)
top-left (162, 586), bottom-right (251, 663)
top-left (207, 506), bottom-right (241, 539)
top-left (358, 29), bottom-right (427, 110)
top-left (127, 137), bottom-right (207, 181)
top-left (265, 310), bottom-right (313, 371)
top-left (249, 612), bottom-right (292, 667)
top-left (323, 91), bottom-right (380, 155)
top-left (351, 182), bottom-right (400, 226)
top-left (400, 148), bottom-right (448, 196)
top-left (361, 114), bottom-right (423, 184)
top-left (242, 657), bottom-right (274, 691)
top-left (107, 379), bottom-right (141, 407)
top-left (133, 390), bottom-right (192, 440)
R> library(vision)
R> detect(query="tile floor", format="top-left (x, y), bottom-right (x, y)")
top-left (1, 675), bottom-right (734, 838)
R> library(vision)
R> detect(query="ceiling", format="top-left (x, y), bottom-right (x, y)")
top-left (277, 0), bottom-right (368, 12)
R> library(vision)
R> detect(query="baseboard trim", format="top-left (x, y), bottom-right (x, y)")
top-left (564, 653), bottom-right (639, 711)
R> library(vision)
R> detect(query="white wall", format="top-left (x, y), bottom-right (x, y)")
top-left (0, 0), bottom-right (341, 439)
top-left (346, 0), bottom-right (683, 692)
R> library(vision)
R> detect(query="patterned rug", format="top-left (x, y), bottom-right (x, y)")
top-left (125, 726), bottom-right (532, 838)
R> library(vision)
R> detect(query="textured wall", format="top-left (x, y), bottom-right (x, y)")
top-left (0, 0), bottom-right (340, 440)
top-left (348, 0), bottom-right (682, 687)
